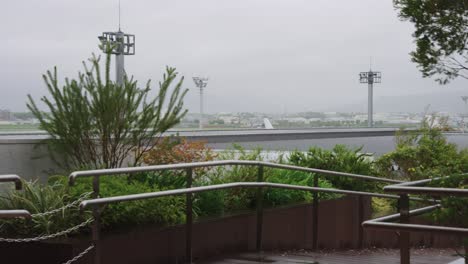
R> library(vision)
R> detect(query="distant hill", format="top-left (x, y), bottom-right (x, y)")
top-left (335, 90), bottom-right (468, 114)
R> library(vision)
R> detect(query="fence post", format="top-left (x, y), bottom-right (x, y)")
top-left (92, 175), bottom-right (101, 264)
top-left (312, 174), bottom-right (319, 251)
top-left (399, 194), bottom-right (410, 264)
top-left (256, 165), bottom-right (264, 252)
top-left (186, 168), bottom-right (193, 263)
top-left (357, 195), bottom-right (364, 249)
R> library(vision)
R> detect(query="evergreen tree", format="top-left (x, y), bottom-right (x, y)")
top-left (27, 45), bottom-right (188, 169)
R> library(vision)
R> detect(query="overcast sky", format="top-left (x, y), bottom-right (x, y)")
top-left (2, 0), bottom-right (467, 114)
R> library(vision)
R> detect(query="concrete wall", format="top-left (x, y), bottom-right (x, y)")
top-left (1, 129), bottom-right (466, 181)
top-left (0, 140), bottom-right (60, 183)
top-left (0, 129), bottom-right (402, 181)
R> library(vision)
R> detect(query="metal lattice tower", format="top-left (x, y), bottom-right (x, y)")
top-left (193, 77), bottom-right (209, 130)
top-left (97, 2), bottom-right (135, 86)
top-left (359, 65), bottom-right (381, 128)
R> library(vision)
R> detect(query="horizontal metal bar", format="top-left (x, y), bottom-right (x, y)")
top-left (363, 205), bottom-right (468, 236)
top-left (266, 183), bottom-right (400, 199)
top-left (69, 160), bottom-right (402, 185)
top-left (0, 174), bottom-right (22, 190)
top-left (390, 178), bottom-right (434, 187)
top-left (80, 182), bottom-right (400, 210)
top-left (363, 221), bottom-right (468, 236)
top-left (364, 205), bottom-right (440, 223)
top-left (261, 162), bottom-right (402, 184)
top-left (0, 210), bottom-right (31, 219)
top-left (384, 186), bottom-right (468, 197)
top-left (384, 175), bottom-right (468, 197)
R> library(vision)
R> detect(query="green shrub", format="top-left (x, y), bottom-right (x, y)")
top-left (193, 189), bottom-right (226, 217)
top-left (50, 176), bottom-right (186, 231)
top-left (0, 181), bottom-right (84, 237)
top-left (371, 197), bottom-right (396, 218)
top-left (264, 169), bottom-right (340, 207)
top-left (27, 46), bottom-right (187, 170)
top-left (289, 145), bottom-right (378, 191)
top-left (208, 145), bottom-right (264, 212)
top-left (193, 145), bottom-right (343, 215)
top-left (376, 128), bottom-right (468, 181)
top-left (214, 144), bottom-right (264, 182)
top-left (135, 137), bottom-right (217, 190)
top-left (428, 174), bottom-right (468, 260)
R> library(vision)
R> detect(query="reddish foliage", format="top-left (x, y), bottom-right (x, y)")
top-left (143, 137), bottom-right (217, 165)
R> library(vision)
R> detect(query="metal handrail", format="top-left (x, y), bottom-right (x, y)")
top-left (78, 180), bottom-right (405, 264)
top-left (0, 210), bottom-right (31, 219)
top-left (384, 177), bottom-right (468, 196)
top-left (69, 160), bottom-right (405, 264)
top-left (69, 159), bottom-right (402, 184)
top-left (363, 176), bottom-right (468, 264)
top-left (0, 175), bottom-right (22, 190)
top-left (80, 181), bottom-right (400, 209)
top-left (0, 177), bottom-right (29, 223)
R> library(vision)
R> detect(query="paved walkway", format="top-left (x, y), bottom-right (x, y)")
top-left (202, 249), bottom-right (461, 264)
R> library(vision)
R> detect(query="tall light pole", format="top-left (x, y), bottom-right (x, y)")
top-left (193, 77), bottom-right (209, 130)
top-left (97, 6), bottom-right (135, 86)
top-left (359, 69), bottom-right (381, 128)
top-left (462, 96), bottom-right (468, 132)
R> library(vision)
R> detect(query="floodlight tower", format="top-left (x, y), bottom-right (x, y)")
top-left (359, 67), bottom-right (381, 128)
top-left (193, 77), bottom-right (209, 130)
top-left (462, 96), bottom-right (468, 132)
top-left (97, 4), bottom-right (135, 86)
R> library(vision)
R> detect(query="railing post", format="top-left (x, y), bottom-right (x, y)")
top-left (185, 168), bottom-right (193, 264)
top-left (312, 173), bottom-right (319, 251)
top-left (256, 165), bottom-right (264, 252)
top-left (357, 195), bottom-right (364, 249)
top-left (92, 175), bottom-right (101, 264)
top-left (399, 194), bottom-right (410, 264)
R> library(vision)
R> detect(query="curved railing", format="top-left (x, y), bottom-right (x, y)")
top-left (0, 175), bottom-right (22, 190)
top-left (67, 160), bottom-right (406, 264)
top-left (0, 175), bottom-right (25, 219)
top-left (69, 160), bottom-right (402, 185)
top-left (4, 161), bottom-right (465, 264)
top-left (363, 177), bottom-right (468, 264)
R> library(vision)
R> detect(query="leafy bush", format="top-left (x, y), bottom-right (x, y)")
top-left (27, 46), bottom-right (187, 170)
top-left (208, 145), bottom-right (268, 211)
top-left (0, 181), bottom-right (84, 237)
top-left (1, 143), bottom-right (380, 237)
top-left (50, 176), bottom-right (186, 231)
top-left (214, 144), bottom-right (264, 182)
top-left (430, 174), bottom-right (468, 227)
top-left (429, 174), bottom-right (468, 260)
top-left (193, 145), bottom-right (342, 216)
top-left (376, 128), bottom-right (468, 181)
top-left (192, 169), bottom-right (340, 218)
top-left (143, 137), bottom-right (217, 166)
top-left (140, 137), bottom-right (217, 189)
top-left (289, 145), bottom-right (378, 191)
top-left (264, 169), bottom-right (340, 207)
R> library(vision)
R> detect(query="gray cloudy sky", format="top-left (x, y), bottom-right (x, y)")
top-left (2, 0), bottom-right (467, 114)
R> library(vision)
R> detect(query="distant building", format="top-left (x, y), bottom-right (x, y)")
top-left (0, 109), bottom-right (12, 121)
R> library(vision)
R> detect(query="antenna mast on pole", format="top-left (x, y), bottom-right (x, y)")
top-left (359, 60), bottom-right (381, 128)
top-left (97, 1), bottom-right (135, 86)
top-left (193, 77), bottom-right (209, 130)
